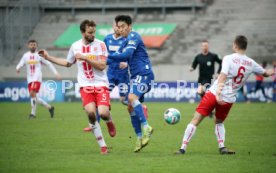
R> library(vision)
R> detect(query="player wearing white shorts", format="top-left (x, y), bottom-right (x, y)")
top-left (16, 40), bottom-right (60, 119)
top-left (38, 20), bottom-right (116, 154)
top-left (175, 35), bottom-right (275, 155)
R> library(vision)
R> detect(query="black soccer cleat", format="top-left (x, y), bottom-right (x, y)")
top-left (219, 147), bottom-right (235, 155)
top-left (174, 149), bottom-right (185, 155)
top-left (49, 106), bottom-right (55, 118)
top-left (29, 114), bottom-right (36, 119)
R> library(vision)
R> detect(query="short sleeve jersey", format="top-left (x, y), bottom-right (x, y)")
top-left (209, 53), bottom-right (265, 103)
top-left (66, 39), bottom-right (109, 87)
top-left (123, 31), bottom-right (153, 77)
top-left (104, 33), bottom-right (127, 72)
top-left (16, 52), bottom-right (57, 83)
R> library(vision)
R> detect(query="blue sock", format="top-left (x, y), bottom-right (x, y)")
top-left (132, 100), bottom-right (148, 126)
top-left (96, 109), bottom-right (100, 123)
top-left (130, 111), bottom-right (142, 138)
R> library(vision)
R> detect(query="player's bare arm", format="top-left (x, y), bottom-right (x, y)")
top-left (75, 53), bottom-right (106, 71)
top-left (216, 72), bottom-right (227, 105)
top-left (38, 49), bottom-right (72, 67)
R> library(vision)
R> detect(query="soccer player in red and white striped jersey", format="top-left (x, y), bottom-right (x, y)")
top-left (16, 40), bottom-right (60, 119)
top-left (38, 20), bottom-right (116, 154)
top-left (175, 35), bottom-right (275, 155)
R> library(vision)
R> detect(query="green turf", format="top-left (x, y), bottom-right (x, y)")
top-left (0, 102), bottom-right (275, 173)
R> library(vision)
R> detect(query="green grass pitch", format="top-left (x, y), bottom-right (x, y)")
top-left (0, 102), bottom-right (275, 173)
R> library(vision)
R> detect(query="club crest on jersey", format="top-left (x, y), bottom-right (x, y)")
top-left (128, 40), bottom-right (136, 45)
top-left (27, 60), bottom-right (38, 64)
top-left (86, 54), bottom-right (97, 60)
top-left (207, 61), bottom-right (211, 66)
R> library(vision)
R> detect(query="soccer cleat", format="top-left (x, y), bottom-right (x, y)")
top-left (133, 138), bottom-right (143, 153)
top-left (49, 106), bottom-right (55, 118)
top-left (29, 114), bottom-right (36, 119)
top-left (174, 149), bottom-right (185, 155)
top-left (219, 147), bottom-right (236, 155)
top-left (100, 146), bottom-right (109, 154)
top-left (83, 126), bottom-right (92, 132)
top-left (106, 121), bottom-right (116, 137)
top-left (142, 104), bottom-right (149, 119)
top-left (141, 126), bottom-right (153, 147)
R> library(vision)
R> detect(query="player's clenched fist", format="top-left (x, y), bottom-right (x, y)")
top-left (38, 49), bottom-right (48, 59)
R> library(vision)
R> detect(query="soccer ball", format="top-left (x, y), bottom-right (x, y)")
top-left (164, 108), bottom-right (181, 125)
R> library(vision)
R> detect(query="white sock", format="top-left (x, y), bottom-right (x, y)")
top-left (91, 121), bottom-right (106, 147)
top-left (30, 98), bottom-right (37, 115)
top-left (180, 123), bottom-right (197, 150)
top-left (36, 96), bottom-right (51, 109)
top-left (215, 123), bottom-right (225, 148)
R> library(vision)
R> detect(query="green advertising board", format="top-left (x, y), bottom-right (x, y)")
top-left (54, 23), bottom-right (176, 48)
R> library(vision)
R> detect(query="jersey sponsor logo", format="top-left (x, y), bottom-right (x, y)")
top-left (128, 40), bottom-right (136, 45)
top-left (207, 61), bottom-right (211, 66)
top-left (109, 45), bottom-right (120, 52)
top-left (27, 60), bottom-right (38, 65)
top-left (86, 54), bottom-right (97, 61)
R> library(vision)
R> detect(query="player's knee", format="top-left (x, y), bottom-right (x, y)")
top-left (30, 91), bottom-right (36, 98)
top-left (87, 112), bottom-right (96, 123)
top-left (98, 110), bottom-right (109, 121)
top-left (127, 104), bottom-right (133, 113)
top-left (128, 94), bottom-right (138, 104)
top-left (190, 112), bottom-right (205, 126)
top-left (215, 118), bottom-right (224, 124)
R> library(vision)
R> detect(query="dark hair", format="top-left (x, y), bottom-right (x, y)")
top-left (80, 20), bottom-right (96, 33)
top-left (115, 15), bottom-right (132, 25)
top-left (28, 39), bottom-right (37, 44)
top-left (202, 40), bottom-right (209, 43)
top-left (234, 35), bottom-right (247, 50)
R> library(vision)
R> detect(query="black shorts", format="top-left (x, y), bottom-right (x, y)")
top-left (198, 77), bottom-right (212, 86)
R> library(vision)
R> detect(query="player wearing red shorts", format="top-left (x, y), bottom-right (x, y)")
top-left (175, 35), bottom-right (275, 155)
top-left (38, 20), bottom-right (116, 154)
top-left (16, 40), bottom-right (60, 119)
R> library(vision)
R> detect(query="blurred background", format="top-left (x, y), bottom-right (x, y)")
top-left (0, 0), bottom-right (275, 102)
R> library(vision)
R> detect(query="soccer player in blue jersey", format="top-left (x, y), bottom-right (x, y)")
top-left (105, 22), bottom-right (129, 104)
top-left (108, 15), bottom-right (154, 152)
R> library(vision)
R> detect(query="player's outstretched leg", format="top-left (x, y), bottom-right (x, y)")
top-left (36, 96), bottom-right (54, 118)
top-left (128, 105), bottom-right (143, 152)
top-left (215, 123), bottom-right (235, 154)
top-left (98, 105), bottom-right (116, 138)
top-left (49, 106), bottom-right (55, 118)
top-left (142, 104), bottom-right (149, 119)
top-left (141, 125), bottom-right (153, 147)
top-left (175, 123), bottom-right (197, 155)
top-left (29, 97), bottom-right (37, 119)
top-left (87, 111), bottom-right (109, 154)
top-left (83, 109), bottom-right (100, 132)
